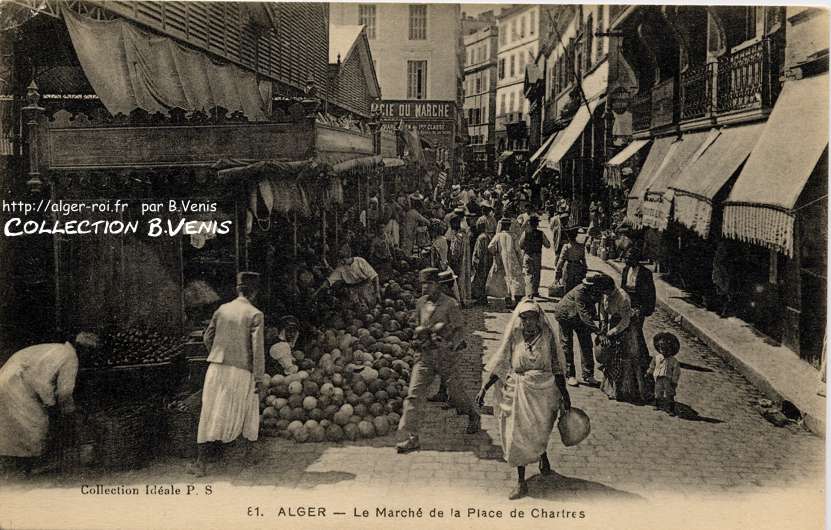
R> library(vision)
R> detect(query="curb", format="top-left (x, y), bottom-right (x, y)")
top-left (600, 258), bottom-right (825, 436)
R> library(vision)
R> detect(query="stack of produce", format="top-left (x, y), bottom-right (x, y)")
top-left (84, 327), bottom-right (188, 368)
top-left (259, 274), bottom-right (424, 443)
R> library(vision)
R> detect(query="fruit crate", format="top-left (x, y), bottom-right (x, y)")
top-left (77, 352), bottom-right (188, 407)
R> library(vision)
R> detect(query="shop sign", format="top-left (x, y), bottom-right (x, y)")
top-left (371, 100), bottom-right (455, 121)
top-left (651, 79), bottom-right (674, 128)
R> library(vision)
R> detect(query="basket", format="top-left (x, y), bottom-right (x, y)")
top-left (89, 405), bottom-right (150, 470)
top-left (165, 391), bottom-right (203, 459)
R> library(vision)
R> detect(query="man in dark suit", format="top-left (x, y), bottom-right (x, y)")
top-left (621, 247), bottom-right (657, 399)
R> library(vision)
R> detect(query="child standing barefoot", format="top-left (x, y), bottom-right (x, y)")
top-left (648, 332), bottom-right (682, 416)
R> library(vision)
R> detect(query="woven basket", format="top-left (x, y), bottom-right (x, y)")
top-left (166, 408), bottom-right (199, 459)
top-left (90, 406), bottom-right (149, 470)
top-left (165, 391), bottom-right (203, 459)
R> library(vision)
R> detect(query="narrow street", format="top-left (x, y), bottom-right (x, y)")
top-left (1, 224), bottom-right (823, 530)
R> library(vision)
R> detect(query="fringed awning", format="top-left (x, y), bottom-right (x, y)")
top-left (605, 139), bottom-right (651, 188)
top-left (382, 157), bottom-right (406, 168)
top-left (671, 123), bottom-right (764, 238)
top-left (641, 190), bottom-right (674, 231)
top-left (722, 73), bottom-right (828, 257)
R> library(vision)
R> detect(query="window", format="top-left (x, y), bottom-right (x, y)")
top-left (359, 5), bottom-right (376, 40)
top-left (500, 93), bottom-right (506, 115)
top-left (510, 54), bottom-right (515, 77)
top-left (596, 7), bottom-right (605, 59)
top-left (409, 5), bottom-right (427, 40)
top-left (499, 27), bottom-right (506, 46)
top-left (498, 58), bottom-right (505, 80)
top-left (585, 15), bottom-right (594, 69)
top-left (475, 76), bottom-right (482, 93)
top-left (484, 69), bottom-right (489, 88)
top-left (407, 60), bottom-right (427, 99)
top-left (511, 20), bottom-right (517, 41)
top-left (520, 15), bottom-right (526, 38)
top-left (481, 105), bottom-right (487, 122)
top-left (509, 92), bottom-right (515, 113)
top-left (530, 10), bottom-right (536, 35)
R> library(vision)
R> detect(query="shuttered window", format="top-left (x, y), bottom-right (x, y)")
top-left (409, 5), bottom-right (427, 40)
top-left (359, 5), bottom-right (376, 39)
top-left (407, 60), bottom-right (427, 99)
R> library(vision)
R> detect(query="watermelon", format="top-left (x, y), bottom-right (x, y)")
top-left (369, 403), bottom-right (384, 417)
top-left (293, 426), bottom-right (309, 442)
top-left (288, 381), bottom-right (303, 395)
top-left (343, 423), bottom-right (359, 441)
top-left (287, 420), bottom-right (304, 433)
top-left (302, 396), bottom-right (318, 410)
top-left (288, 394), bottom-right (303, 409)
top-left (326, 424), bottom-right (345, 442)
top-left (373, 416), bottom-right (390, 436)
top-left (358, 420), bottom-right (375, 438)
top-left (278, 406), bottom-right (293, 421)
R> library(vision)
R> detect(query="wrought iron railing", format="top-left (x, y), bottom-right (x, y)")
top-left (680, 62), bottom-right (715, 121)
top-left (631, 90), bottom-right (652, 132)
top-left (716, 38), bottom-right (780, 114)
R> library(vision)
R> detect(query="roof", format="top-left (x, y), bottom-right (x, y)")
top-left (328, 25), bottom-right (364, 64)
top-left (328, 24), bottom-right (381, 100)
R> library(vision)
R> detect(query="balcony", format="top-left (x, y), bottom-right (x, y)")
top-left (716, 38), bottom-right (780, 114)
top-left (680, 62), bottom-right (715, 121)
top-left (631, 91), bottom-right (652, 133)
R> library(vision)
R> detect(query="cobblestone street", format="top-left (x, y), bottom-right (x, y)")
top-left (2, 247), bottom-right (824, 529)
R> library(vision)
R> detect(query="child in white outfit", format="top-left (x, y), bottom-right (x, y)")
top-left (648, 332), bottom-right (681, 416)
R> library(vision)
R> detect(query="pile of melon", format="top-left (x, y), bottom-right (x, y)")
top-left (259, 277), bottom-right (422, 443)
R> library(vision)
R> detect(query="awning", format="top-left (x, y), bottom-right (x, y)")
top-left (671, 123), bottom-right (765, 238)
top-left (331, 155), bottom-right (383, 175)
top-left (640, 130), bottom-right (712, 230)
top-left (540, 98), bottom-right (602, 169)
top-left (382, 157), bottom-right (405, 168)
top-left (530, 132), bottom-right (559, 163)
top-left (605, 139), bottom-right (651, 188)
top-left (722, 73), bottom-right (829, 256)
top-left (62, 7), bottom-right (270, 121)
top-left (625, 136), bottom-right (675, 226)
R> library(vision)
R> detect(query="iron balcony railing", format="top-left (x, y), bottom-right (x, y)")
top-left (680, 62), bottom-right (715, 121)
top-left (716, 38), bottom-right (780, 114)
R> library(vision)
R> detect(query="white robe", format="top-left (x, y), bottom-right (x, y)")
top-left (487, 231), bottom-right (524, 298)
top-left (0, 343), bottom-right (78, 457)
top-left (197, 363), bottom-right (260, 443)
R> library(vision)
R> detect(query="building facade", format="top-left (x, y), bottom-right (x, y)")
top-left (495, 5), bottom-right (545, 156)
top-left (330, 3), bottom-right (462, 183)
top-left (463, 21), bottom-right (498, 173)
top-left (605, 5), bottom-right (827, 364)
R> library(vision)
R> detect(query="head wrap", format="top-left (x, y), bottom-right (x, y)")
top-left (476, 216), bottom-right (488, 230)
top-left (338, 243), bottom-right (352, 259)
top-left (484, 298), bottom-right (567, 380)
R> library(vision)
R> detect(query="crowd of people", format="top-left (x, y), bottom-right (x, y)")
top-left (0, 175), bottom-right (682, 503)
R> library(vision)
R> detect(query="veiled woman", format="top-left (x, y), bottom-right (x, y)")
top-left (477, 299), bottom-right (572, 500)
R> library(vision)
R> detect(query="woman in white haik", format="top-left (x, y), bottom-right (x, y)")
top-left (477, 298), bottom-right (572, 500)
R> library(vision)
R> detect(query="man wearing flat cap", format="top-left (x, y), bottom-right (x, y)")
top-left (397, 268), bottom-right (480, 453)
top-left (191, 271), bottom-right (266, 476)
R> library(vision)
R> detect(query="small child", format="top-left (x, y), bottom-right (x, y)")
top-left (648, 332), bottom-right (682, 416)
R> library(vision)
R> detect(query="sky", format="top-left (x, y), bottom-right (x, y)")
top-left (460, 3), bottom-right (508, 17)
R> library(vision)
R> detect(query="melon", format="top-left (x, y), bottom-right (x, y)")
top-left (265, 395), bottom-right (278, 407)
top-left (324, 405), bottom-right (339, 420)
top-left (339, 403), bottom-right (354, 417)
top-left (353, 404), bottom-right (367, 418)
top-left (262, 406), bottom-right (278, 419)
top-left (296, 370), bottom-right (309, 380)
top-left (348, 415), bottom-right (361, 425)
top-left (326, 424), bottom-right (345, 442)
top-left (332, 374), bottom-right (344, 387)
top-left (273, 383), bottom-right (290, 398)
top-left (271, 374), bottom-right (286, 386)
top-left (287, 420), bottom-right (304, 433)
top-left (304, 420), bottom-right (319, 431)
top-left (346, 392), bottom-right (360, 406)
top-left (293, 426), bottom-right (309, 442)
top-left (320, 383), bottom-right (335, 397)
top-left (386, 385), bottom-right (400, 399)
top-left (294, 407), bottom-right (308, 421)
top-left (379, 368), bottom-right (395, 380)
top-left (309, 408), bottom-right (323, 421)
top-left (288, 381), bottom-right (303, 395)
top-left (319, 419), bottom-right (331, 430)
top-left (292, 350), bottom-right (305, 362)
top-left (275, 419), bottom-right (290, 432)
top-left (278, 406), bottom-right (293, 421)
top-left (375, 390), bottom-right (389, 402)
top-left (303, 381), bottom-right (319, 396)
top-left (288, 394), bottom-right (304, 409)
top-left (357, 420), bottom-right (375, 438)
top-left (367, 379), bottom-right (384, 393)
top-left (360, 392), bottom-right (374, 407)
top-left (373, 416), bottom-right (390, 436)
top-left (318, 394), bottom-right (332, 409)
top-left (274, 398), bottom-right (289, 410)
top-left (333, 411), bottom-right (350, 426)
top-left (387, 412), bottom-right (401, 426)
top-left (369, 403), bottom-right (385, 417)
top-left (361, 368), bottom-right (380, 383)
top-left (343, 423), bottom-right (359, 441)
top-left (352, 380), bottom-right (367, 395)
top-left (302, 396), bottom-right (318, 410)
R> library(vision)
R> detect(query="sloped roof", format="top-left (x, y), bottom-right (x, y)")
top-left (329, 25), bottom-right (364, 64)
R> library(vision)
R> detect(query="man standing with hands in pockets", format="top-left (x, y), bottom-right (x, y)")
top-left (189, 272), bottom-right (266, 476)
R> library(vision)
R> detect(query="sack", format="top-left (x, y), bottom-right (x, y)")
top-left (557, 407), bottom-right (591, 447)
